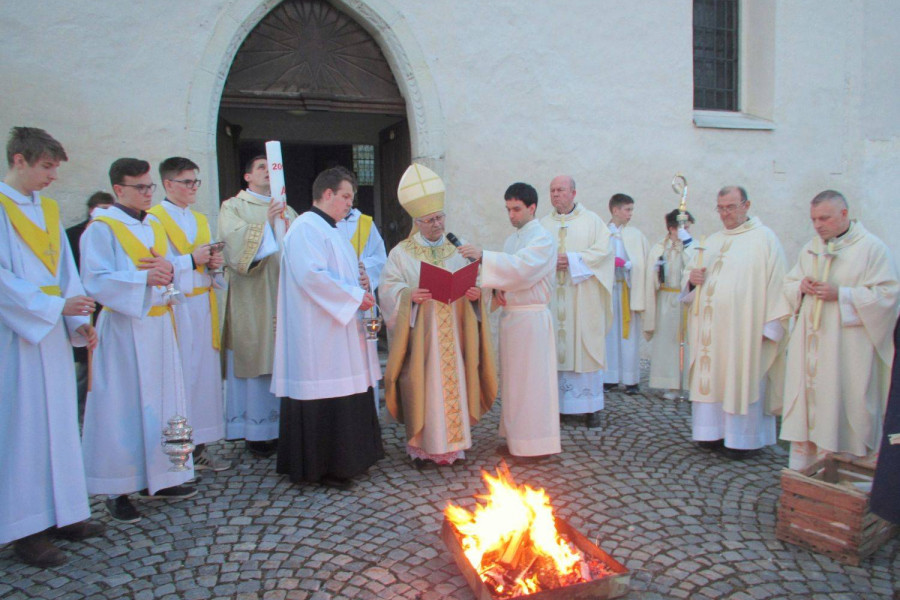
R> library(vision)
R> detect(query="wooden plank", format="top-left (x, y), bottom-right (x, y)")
top-left (780, 473), bottom-right (867, 513)
top-left (777, 507), bottom-right (857, 546)
top-left (779, 492), bottom-right (863, 529)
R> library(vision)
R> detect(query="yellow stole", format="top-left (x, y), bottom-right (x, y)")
top-left (92, 215), bottom-right (171, 318)
top-left (147, 204), bottom-right (220, 349)
top-left (0, 193), bottom-right (61, 277)
top-left (350, 214), bottom-right (373, 258)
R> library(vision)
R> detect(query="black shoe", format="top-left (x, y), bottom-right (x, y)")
top-left (320, 476), bottom-right (354, 490)
top-left (138, 485), bottom-right (197, 500)
top-left (105, 496), bottom-right (142, 524)
top-left (585, 411), bottom-right (602, 429)
top-left (696, 439), bottom-right (724, 450)
top-left (624, 385), bottom-right (640, 396)
top-left (246, 440), bottom-right (278, 458)
top-left (53, 520), bottom-right (105, 541)
top-left (496, 444), bottom-right (513, 457)
top-left (14, 532), bottom-right (67, 567)
top-left (720, 447), bottom-right (758, 461)
top-left (412, 457), bottom-right (436, 470)
top-left (514, 454), bottom-right (553, 464)
top-left (603, 383), bottom-right (618, 392)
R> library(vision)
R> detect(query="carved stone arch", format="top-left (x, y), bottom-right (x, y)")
top-left (186, 0), bottom-right (445, 208)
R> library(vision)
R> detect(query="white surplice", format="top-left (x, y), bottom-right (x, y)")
top-left (80, 206), bottom-right (195, 495)
top-left (480, 219), bottom-right (561, 456)
top-left (337, 208), bottom-right (387, 291)
top-left (155, 200), bottom-right (225, 445)
top-left (0, 184), bottom-right (91, 543)
top-left (270, 211), bottom-right (381, 400)
top-left (605, 223), bottom-right (648, 385)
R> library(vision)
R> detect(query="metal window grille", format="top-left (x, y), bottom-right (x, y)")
top-left (693, 0), bottom-right (739, 111)
top-left (352, 144), bottom-right (375, 186)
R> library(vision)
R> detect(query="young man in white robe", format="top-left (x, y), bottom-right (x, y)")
top-left (540, 175), bottom-right (614, 428)
top-left (0, 127), bottom-right (103, 567)
top-left (604, 194), bottom-right (649, 394)
top-left (682, 186), bottom-right (789, 458)
top-left (218, 156), bottom-right (298, 457)
top-left (779, 190), bottom-right (900, 469)
top-left (643, 209), bottom-right (695, 399)
top-left (81, 158), bottom-right (197, 524)
top-left (337, 206), bottom-right (387, 409)
top-left (380, 163), bottom-right (497, 467)
top-left (459, 183), bottom-right (560, 459)
top-left (271, 166), bottom-right (384, 489)
top-left (149, 157), bottom-right (230, 472)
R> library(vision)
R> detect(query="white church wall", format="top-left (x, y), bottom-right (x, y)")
top-left (0, 0), bottom-right (897, 265)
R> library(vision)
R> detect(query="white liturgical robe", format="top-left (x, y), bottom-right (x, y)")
top-left (605, 222), bottom-right (649, 386)
top-left (337, 208), bottom-right (387, 291)
top-left (151, 200), bottom-right (225, 445)
top-left (480, 219), bottom-right (561, 456)
top-left (0, 184), bottom-right (91, 543)
top-left (80, 206), bottom-right (195, 495)
top-left (270, 210), bottom-right (381, 400)
top-left (540, 204), bottom-right (614, 414)
top-left (780, 221), bottom-right (900, 460)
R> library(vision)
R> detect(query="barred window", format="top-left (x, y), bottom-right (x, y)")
top-left (693, 0), bottom-right (739, 111)
top-left (352, 144), bottom-right (375, 186)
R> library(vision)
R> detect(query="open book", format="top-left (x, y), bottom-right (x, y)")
top-left (419, 260), bottom-right (480, 304)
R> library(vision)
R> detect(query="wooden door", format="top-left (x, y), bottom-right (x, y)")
top-left (378, 119), bottom-right (411, 253)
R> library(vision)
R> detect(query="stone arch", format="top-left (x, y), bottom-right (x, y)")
top-left (186, 0), bottom-right (444, 209)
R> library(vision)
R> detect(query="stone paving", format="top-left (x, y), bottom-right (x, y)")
top-left (1, 380), bottom-right (898, 600)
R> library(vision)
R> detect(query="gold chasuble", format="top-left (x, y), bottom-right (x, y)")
top-left (148, 205), bottom-right (220, 349)
top-left (780, 221), bottom-right (900, 456)
top-left (381, 234), bottom-right (497, 453)
top-left (0, 193), bottom-right (61, 276)
top-left (683, 216), bottom-right (789, 415)
top-left (540, 204), bottom-right (614, 372)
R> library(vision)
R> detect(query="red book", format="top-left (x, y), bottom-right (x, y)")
top-left (418, 260), bottom-right (480, 304)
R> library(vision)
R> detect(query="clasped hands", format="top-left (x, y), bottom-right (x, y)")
top-left (410, 286), bottom-right (481, 304)
top-left (800, 276), bottom-right (838, 302)
top-left (139, 248), bottom-right (175, 286)
top-left (191, 244), bottom-right (224, 270)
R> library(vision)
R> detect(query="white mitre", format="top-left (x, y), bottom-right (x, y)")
top-left (397, 163), bottom-right (445, 218)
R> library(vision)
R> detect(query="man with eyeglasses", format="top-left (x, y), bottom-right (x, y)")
top-left (539, 175), bottom-right (614, 429)
top-left (779, 190), bottom-right (899, 470)
top-left (681, 185), bottom-right (789, 459)
top-left (218, 155), bottom-right (298, 458)
top-left (380, 164), bottom-right (497, 468)
top-left (148, 157), bottom-right (230, 473)
top-left (80, 158), bottom-right (198, 524)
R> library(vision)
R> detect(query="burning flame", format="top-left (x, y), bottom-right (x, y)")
top-left (445, 466), bottom-right (582, 596)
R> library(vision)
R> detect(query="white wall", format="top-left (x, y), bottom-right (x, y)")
top-left (1, 0), bottom-right (898, 265)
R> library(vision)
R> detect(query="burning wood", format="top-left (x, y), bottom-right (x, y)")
top-left (443, 465), bottom-right (628, 598)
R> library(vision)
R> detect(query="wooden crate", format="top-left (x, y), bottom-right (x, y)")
top-left (776, 454), bottom-right (896, 565)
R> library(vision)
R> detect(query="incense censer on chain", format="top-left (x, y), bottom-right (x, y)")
top-left (162, 415), bottom-right (195, 471)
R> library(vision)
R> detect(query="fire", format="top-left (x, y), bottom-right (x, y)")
top-left (444, 465), bottom-right (587, 597)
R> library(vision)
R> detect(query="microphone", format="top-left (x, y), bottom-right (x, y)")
top-left (446, 232), bottom-right (474, 263)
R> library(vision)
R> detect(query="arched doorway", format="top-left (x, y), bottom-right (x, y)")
top-left (216, 0), bottom-right (412, 250)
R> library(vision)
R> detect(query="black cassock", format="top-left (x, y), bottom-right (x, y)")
top-left (871, 318), bottom-right (900, 524)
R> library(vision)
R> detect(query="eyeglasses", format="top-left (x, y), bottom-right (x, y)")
top-left (120, 183), bottom-right (157, 195)
top-left (169, 178), bottom-right (202, 190)
top-left (416, 213), bottom-right (445, 226)
top-left (715, 201), bottom-right (746, 215)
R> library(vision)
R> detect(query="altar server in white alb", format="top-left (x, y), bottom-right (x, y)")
top-left (149, 157), bottom-right (230, 472)
top-left (218, 156), bottom-right (298, 457)
top-left (604, 193), bottom-right (649, 394)
top-left (81, 158), bottom-right (197, 525)
top-left (271, 166), bottom-right (384, 490)
top-left (459, 183), bottom-right (560, 459)
top-left (682, 186), bottom-right (789, 458)
top-left (0, 127), bottom-right (104, 567)
top-left (779, 190), bottom-right (900, 469)
top-left (643, 209), bottom-right (695, 399)
top-left (540, 175), bottom-right (614, 429)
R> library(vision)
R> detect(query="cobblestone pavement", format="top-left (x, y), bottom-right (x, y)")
top-left (2, 382), bottom-right (897, 600)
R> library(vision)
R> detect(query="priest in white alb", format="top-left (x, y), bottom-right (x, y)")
top-left (779, 190), bottom-right (900, 469)
top-left (81, 158), bottom-right (197, 524)
top-left (150, 157), bottom-right (230, 472)
top-left (643, 208), bottom-right (695, 399)
top-left (380, 163), bottom-right (497, 467)
top-left (218, 155), bottom-right (298, 457)
top-left (540, 175), bottom-right (614, 428)
top-left (459, 182), bottom-right (560, 459)
top-left (1, 127), bottom-right (103, 567)
top-left (682, 186), bottom-right (789, 457)
top-left (271, 166), bottom-right (384, 490)
top-left (605, 193), bottom-right (649, 394)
